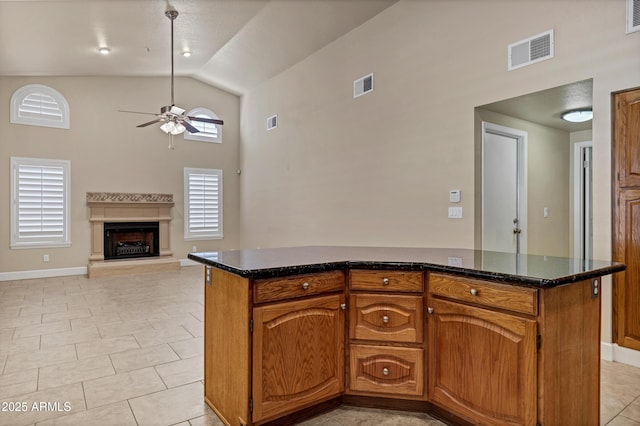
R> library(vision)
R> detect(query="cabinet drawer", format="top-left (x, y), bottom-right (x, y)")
top-left (349, 344), bottom-right (424, 397)
top-left (429, 273), bottom-right (538, 316)
top-left (350, 270), bottom-right (423, 292)
top-left (253, 270), bottom-right (344, 303)
top-left (350, 294), bottom-right (423, 343)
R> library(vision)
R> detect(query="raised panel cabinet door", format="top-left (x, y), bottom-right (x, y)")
top-left (614, 189), bottom-right (640, 350)
top-left (252, 294), bottom-right (345, 423)
top-left (615, 89), bottom-right (640, 188)
top-left (427, 298), bottom-right (537, 426)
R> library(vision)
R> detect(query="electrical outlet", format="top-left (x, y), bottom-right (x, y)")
top-left (192, 245), bottom-right (197, 253)
top-left (43, 254), bottom-right (50, 262)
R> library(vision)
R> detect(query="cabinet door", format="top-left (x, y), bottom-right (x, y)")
top-left (614, 189), bottom-right (640, 351)
top-left (615, 89), bottom-right (640, 188)
top-left (427, 298), bottom-right (537, 426)
top-left (252, 294), bottom-right (345, 423)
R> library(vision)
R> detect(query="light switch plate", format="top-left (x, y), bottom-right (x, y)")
top-left (448, 207), bottom-right (463, 219)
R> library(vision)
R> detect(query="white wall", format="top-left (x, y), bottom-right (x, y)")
top-left (239, 0), bottom-right (640, 343)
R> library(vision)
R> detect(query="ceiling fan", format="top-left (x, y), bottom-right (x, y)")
top-left (120, 7), bottom-right (223, 147)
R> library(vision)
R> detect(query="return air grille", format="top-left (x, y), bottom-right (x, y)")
top-left (508, 30), bottom-right (554, 71)
top-left (628, 0), bottom-right (640, 33)
top-left (354, 73), bottom-right (374, 98)
top-left (267, 114), bottom-right (277, 131)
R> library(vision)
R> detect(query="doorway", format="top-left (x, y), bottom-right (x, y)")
top-left (573, 142), bottom-right (593, 260)
top-left (481, 122), bottom-right (528, 254)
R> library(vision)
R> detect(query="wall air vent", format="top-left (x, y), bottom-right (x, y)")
top-left (508, 30), bottom-right (554, 71)
top-left (267, 114), bottom-right (277, 131)
top-left (354, 73), bottom-right (374, 98)
top-left (628, 0), bottom-right (640, 33)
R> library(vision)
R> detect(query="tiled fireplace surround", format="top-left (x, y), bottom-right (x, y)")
top-left (86, 192), bottom-right (180, 278)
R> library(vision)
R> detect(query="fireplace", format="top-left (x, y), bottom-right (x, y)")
top-left (104, 222), bottom-right (159, 260)
top-left (87, 192), bottom-right (179, 278)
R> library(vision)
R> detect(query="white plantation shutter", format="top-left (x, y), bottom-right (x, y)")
top-left (10, 84), bottom-right (70, 129)
top-left (184, 108), bottom-right (222, 143)
top-left (184, 168), bottom-right (223, 240)
top-left (11, 157), bottom-right (71, 247)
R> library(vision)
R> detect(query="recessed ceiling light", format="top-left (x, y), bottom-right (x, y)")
top-left (561, 109), bottom-right (593, 123)
top-left (181, 50), bottom-right (192, 57)
top-left (97, 47), bottom-right (111, 55)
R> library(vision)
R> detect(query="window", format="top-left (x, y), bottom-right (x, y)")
top-left (11, 157), bottom-right (71, 248)
top-left (183, 108), bottom-right (222, 143)
top-left (10, 84), bottom-right (70, 129)
top-left (184, 168), bottom-right (223, 240)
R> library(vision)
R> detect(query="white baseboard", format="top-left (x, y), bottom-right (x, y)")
top-left (0, 267), bottom-right (87, 282)
top-left (602, 342), bottom-right (640, 368)
top-left (0, 259), bottom-right (200, 282)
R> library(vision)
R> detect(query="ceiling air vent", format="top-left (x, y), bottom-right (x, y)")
top-left (508, 30), bottom-right (554, 71)
top-left (354, 73), bottom-right (373, 98)
top-left (267, 114), bottom-right (277, 131)
top-left (628, 0), bottom-right (640, 33)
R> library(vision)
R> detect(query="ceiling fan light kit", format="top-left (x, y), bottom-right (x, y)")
top-left (119, 6), bottom-right (223, 147)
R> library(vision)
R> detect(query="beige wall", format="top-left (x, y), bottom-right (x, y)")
top-left (239, 0), bottom-right (640, 342)
top-left (0, 76), bottom-right (240, 274)
top-left (475, 109), bottom-right (571, 257)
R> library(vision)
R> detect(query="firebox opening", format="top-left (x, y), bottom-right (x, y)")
top-left (104, 222), bottom-right (160, 260)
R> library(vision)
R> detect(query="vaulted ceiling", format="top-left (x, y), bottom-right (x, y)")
top-left (0, 0), bottom-right (398, 95)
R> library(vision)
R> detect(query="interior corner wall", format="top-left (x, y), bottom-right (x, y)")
top-left (239, 0), bottom-right (640, 342)
top-left (0, 76), bottom-right (241, 275)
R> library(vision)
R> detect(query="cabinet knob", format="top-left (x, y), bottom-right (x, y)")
top-left (382, 278), bottom-right (390, 286)
top-left (470, 288), bottom-right (478, 296)
top-left (382, 315), bottom-right (389, 324)
top-left (427, 307), bottom-right (434, 314)
top-left (302, 282), bottom-right (309, 290)
top-left (340, 303), bottom-right (347, 310)
top-left (382, 367), bottom-right (389, 376)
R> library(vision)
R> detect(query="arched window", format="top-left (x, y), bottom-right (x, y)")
top-left (184, 108), bottom-right (222, 143)
top-left (10, 84), bottom-right (70, 129)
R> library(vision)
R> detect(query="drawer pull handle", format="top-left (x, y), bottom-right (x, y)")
top-left (382, 315), bottom-right (389, 324)
top-left (470, 288), bottom-right (478, 296)
top-left (382, 278), bottom-right (390, 286)
top-left (340, 303), bottom-right (347, 310)
top-left (382, 367), bottom-right (389, 376)
top-left (427, 307), bottom-right (434, 314)
top-left (302, 282), bottom-right (310, 290)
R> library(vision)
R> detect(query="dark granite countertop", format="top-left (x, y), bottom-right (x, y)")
top-left (187, 246), bottom-right (625, 288)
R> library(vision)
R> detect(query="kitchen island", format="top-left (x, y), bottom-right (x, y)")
top-left (188, 246), bottom-right (625, 426)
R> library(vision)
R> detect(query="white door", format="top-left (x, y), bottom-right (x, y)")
top-left (482, 122), bottom-right (527, 253)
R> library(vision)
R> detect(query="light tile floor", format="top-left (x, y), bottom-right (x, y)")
top-left (0, 267), bottom-right (638, 425)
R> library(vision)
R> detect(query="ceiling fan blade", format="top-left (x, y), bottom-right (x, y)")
top-left (181, 120), bottom-right (199, 134)
top-left (137, 118), bottom-right (165, 128)
top-left (187, 116), bottom-right (224, 125)
top-left (119, 110), bottom-right (159, 116)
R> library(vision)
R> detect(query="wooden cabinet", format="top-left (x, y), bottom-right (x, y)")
top-left (202, 264), bottom-right (604, 426)
top-left (427, 272), bottom-right (601, 426)
top-left (613, 88), bottom-right (640, 351)
top-left (203, 267), bottom-right (344, 426)
top-left (347, 270), bottom-right (425, 399)
top-left (252, 294), bottom-right (345, 422)
top-left (427, 297), bottom-right (537, 426)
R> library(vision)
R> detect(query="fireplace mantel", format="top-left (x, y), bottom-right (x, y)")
top-left (87, 192), bottom-right (180, 277)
